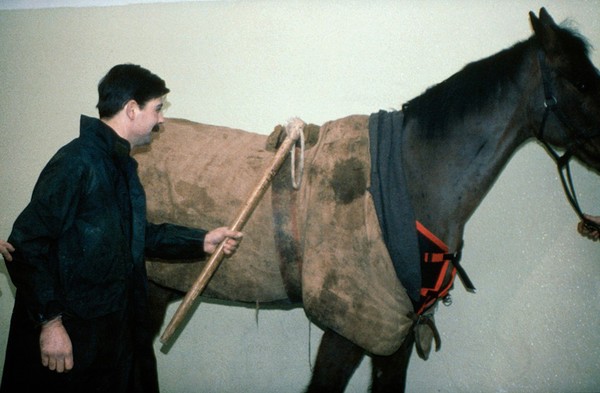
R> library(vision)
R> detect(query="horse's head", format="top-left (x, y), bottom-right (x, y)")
top-left (530, 8), bottom-right (600, 173)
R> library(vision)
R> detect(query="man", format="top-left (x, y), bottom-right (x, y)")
top-left (578, 215), bottom-right (600, 241)
top-left (1, 64), bottom-right (242, 393)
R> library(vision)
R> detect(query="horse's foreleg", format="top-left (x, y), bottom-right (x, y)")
top-left (305, 328), bottom-right (365, 393)
top-left (370, 329), bottom-right (415, 393)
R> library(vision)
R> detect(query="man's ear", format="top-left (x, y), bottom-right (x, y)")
top-left (123, 99), bottom-right (138, 120)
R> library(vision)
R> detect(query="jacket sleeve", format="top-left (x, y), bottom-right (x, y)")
top-left (6, 150), bottom-right (85, 324)
top-left (144, 222), bottom-right (207, 260)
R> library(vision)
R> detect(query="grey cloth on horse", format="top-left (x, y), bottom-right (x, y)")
top-left (368, 110), bottom-right (421, 302)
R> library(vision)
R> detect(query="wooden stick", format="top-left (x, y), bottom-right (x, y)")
top-left (160, 119), bottom-right (305, 344)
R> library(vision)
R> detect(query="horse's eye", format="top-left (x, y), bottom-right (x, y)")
top-left (577, 82), bottom-right (588, 92)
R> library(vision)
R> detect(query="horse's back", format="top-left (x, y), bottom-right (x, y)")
top-left (135, 118), bottom-right (288, 302)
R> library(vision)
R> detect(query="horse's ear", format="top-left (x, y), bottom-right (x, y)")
top-left (530, 7), bottom-right (560, 55)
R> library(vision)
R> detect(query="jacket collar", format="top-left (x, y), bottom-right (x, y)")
top-left (79, 114), bottom-right (131, 159)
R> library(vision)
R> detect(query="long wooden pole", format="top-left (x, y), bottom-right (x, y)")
top-left (160, 119), bottom-right (304, 344)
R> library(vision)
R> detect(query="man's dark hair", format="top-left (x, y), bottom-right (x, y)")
top-left (96, 64), bottom-right (170, 119)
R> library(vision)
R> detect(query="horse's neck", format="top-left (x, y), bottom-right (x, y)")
top-left (402, 70), bottom-right (538, 248)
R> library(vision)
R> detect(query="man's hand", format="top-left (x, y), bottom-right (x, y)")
top-left (204, 227), bottom-right (243, 256)
top-left (40, 316), bottom-right (73, 373)
top-left (577, 215), bottom-right (600, 242)
top-left (0, 239), bottom-right (15, 262)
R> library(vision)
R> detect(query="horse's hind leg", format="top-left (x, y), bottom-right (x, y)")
top-left (146, 280), bottom-right (184, 338)
top-left (133, 280), bottom-right (184, 393)
top-left (370, 329), bottom-right (415, 393)
top-left (305, 328), bottom-right (365, 393)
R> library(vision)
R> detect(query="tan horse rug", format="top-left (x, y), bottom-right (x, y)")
top-left (136, 117), bottom-right (419, 356)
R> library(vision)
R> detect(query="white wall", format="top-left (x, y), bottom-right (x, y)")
top-left (1, 1), bottom-right (599, 392)
top-left (0, 0), bottom-right (203, 10)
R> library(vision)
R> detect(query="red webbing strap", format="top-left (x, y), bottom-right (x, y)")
top-left (415, 221), bottom-right (475, 314)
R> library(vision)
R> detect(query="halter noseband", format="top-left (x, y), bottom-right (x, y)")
top-left (535, 51), bottom-right (600, 232)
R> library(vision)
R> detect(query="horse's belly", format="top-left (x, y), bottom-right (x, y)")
top-left (136, 118), bottom-right (288, 302)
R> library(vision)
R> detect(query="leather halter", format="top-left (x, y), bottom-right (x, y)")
top-left (535, 51), bottom-right (600, 232)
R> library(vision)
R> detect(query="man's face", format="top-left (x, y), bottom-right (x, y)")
top-left (130, 97), bottom-right (165, 147)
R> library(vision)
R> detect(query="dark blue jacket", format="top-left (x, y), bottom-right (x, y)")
top-left (7, 115), bottom-right (206, 323)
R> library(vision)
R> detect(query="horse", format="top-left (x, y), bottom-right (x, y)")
top-left (135, 8), bottom-right (600, 392)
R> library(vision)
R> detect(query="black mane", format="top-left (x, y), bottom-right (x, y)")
top-left (402, 38), bottom-right (533, 137)
top-left (402, 24), bottom-right (592, 138)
